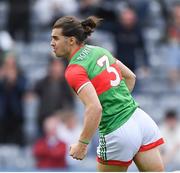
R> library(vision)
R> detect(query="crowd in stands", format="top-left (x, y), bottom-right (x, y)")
top-left (0, 0), bottom-right (180, 171)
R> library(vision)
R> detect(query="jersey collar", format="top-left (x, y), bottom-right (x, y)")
top-left (69, 45), bottom-right (84, 60)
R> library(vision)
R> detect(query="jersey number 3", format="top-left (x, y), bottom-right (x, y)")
top-left (97, 55), bottom-right (121, 87)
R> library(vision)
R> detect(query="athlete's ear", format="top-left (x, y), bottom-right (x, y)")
top-left (69, 36), bottom-right (76, 45)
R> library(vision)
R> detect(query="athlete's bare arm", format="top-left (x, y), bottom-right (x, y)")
top-left (116, 60), bottom-right (136, 92)
top-left (69, 83), bottom-right (102, 160)
top-left (78, 83), bottom-right (102, 141)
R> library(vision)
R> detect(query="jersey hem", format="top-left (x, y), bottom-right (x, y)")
top-left (99, 106), bottom-right (138, 136)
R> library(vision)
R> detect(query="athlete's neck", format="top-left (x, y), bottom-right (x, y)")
top-left (68, 44), bottom-right (84, 60)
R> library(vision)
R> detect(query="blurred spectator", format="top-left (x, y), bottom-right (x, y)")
top-left (159, 109), bottom-right (180, 171)
top-left (168, 2), bottom-right (180, 42)
top-left (34, 0), bottom-right (78, 28)
top-left (34, 58), bottom-right (75, 135)
top-left (166, 42), bottom-right (180, 87)
top-left (23, 90), bottom-right (40, 144)
top-left (0, 54), bottom-right (27, 146)
top-left (57, 110), bottom-right (81, 145)
top-left (114, 6), bottom-right (149, 74)
top-left (7, 0), bottom-right (31, 43)
top-left (33, 115), bottom-right (67, 169)
top-left (0, 31), bottom-right (14, 67)
top-left (79, 0), bottom-right (100, 17)
top-left (166, 3), bottom-right (180, 87)
top-left (115, 0), bottom-right (150, 27)
top-left (0, 31), bottom-right (14, 61)
top-left (79, 0), bottom-right (117, 33)
top-left (146, 0), bottom-right (167, 32)
top-left (56, 110), bottom-right (82, 167)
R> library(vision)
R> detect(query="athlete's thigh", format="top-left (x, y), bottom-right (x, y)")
top-left (133, 147), bottom-right (164, 172)
top-left (97, 162), bottom-right (128, 172)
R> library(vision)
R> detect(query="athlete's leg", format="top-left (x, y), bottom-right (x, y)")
top-left (133, 147), bottom-right (164, 172)
top-left (97, 162), bottom-right (128, 172)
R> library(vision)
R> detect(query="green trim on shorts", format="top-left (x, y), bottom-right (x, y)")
top-left (99, 135), bottom-right (107, 160)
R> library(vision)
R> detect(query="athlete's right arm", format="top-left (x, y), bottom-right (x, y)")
top-left (78, 83), bottom-right (102, 143)
top-left (65, 64), bottom-right (102, 160)
top-left (69, 83), bottom-right (102, 160)
top-left (65, 65), bottom-right (102, 141)
top-left (116, 60), bottom-right (136, 92)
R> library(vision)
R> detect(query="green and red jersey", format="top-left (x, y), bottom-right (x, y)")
top-left (65, 45), bottom-right (138, 135)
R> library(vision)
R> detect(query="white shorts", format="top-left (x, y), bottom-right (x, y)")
top-left (97, 108), bottom-right (164, 167)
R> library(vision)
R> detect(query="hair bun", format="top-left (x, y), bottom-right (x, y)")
top-left (81, 16), bottom-right (102, 37)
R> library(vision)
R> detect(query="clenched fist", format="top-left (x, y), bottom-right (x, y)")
top-left (69, 142), bottom-right (88, 160)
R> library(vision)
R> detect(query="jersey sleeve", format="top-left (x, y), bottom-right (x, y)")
top-left (65, 64), bottom-right (91, 94)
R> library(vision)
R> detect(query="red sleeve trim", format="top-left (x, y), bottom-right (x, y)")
top-left (65, 64), bottom-right (90, 93)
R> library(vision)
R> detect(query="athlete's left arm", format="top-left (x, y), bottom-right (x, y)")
top-left (69, 83), bottom-right (102, 160)
top-left (116, 59), bottom-right (136, 92)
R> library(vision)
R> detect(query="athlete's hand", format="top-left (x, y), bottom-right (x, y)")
top-left (69, 142), bottom-right (88, 160)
